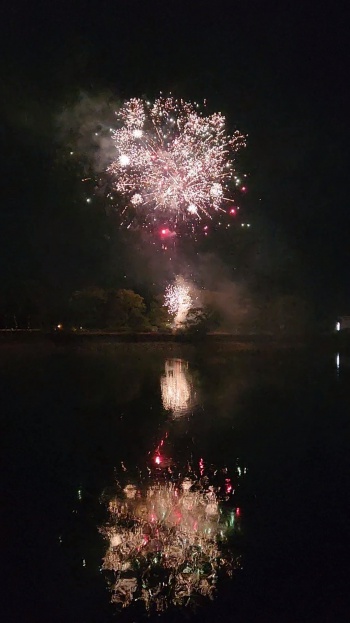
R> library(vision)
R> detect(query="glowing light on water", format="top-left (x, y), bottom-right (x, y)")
top-left (161, 358), bottom-right (194, 416)
top-left (100, 474), bottom-right (239, 611)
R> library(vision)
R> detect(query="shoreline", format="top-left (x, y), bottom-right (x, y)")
top-left (0, 329), bottom-right (348, 352)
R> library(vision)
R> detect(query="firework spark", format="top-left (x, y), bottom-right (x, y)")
top-left (165, 276), bottom-right (193, 327)
top-left (108, 96), bottom-right (246, 233)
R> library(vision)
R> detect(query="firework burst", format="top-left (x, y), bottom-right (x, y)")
top-left (108, 96), bottom-right (246, 234)
top-left (164, 276), bottom-right (194, 327)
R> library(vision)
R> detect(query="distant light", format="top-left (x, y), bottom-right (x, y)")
top-left (236, 507), bottom-right (241, 516)
top-left (336, 353), bottom-right (340, 369)
top-left (86, 198), bottom-right (91, 203)
top-left (230, 208), bottom-right (236, 215)
top-left (336, 321), bottom-right (340, 331)
top-left (133, 129), bottom-right (143, 138)
top-left (155, 455), bottom-right (161, 465)
top-left (247, 223), bottom-right (251, 227)
top-left (70, 151), bottom-right (74, 155)
top-left (57, 324), bottom-right (63, 330)
top-left (241, 186), bottom-right (247, 192)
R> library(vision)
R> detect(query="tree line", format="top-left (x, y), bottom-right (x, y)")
top-left (0, 282), bottom-right (318, 335)
top-left (0, 285), bottom-right (170, 332)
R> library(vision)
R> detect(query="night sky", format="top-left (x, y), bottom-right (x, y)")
top-left (2, 1), bottom-right (350, 319)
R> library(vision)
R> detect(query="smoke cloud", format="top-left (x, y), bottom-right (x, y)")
top-left (57, 91), bottom-right (120, 171)
top-left (194, 253), bottom-right (255, 332)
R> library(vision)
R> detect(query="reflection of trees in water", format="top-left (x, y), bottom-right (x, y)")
top-left (100, 463), bottom-right (242, 614)
top-left (160, 358), bottom-right (197, 416)
top-left (73, 348), bottom-right (168, 409)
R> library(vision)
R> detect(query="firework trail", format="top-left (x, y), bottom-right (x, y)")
top-left (108, 96), bottom-right (246, 235)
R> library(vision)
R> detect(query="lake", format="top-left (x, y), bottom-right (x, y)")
top-left (2, 343), bottom-right (349, 622)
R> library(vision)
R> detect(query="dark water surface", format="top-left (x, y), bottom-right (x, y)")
top-left (2, 344), bottom-right (350, 622)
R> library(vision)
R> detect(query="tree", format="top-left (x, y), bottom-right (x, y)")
top-left (105, 289), bottom-right (149, 331)
top-left (183, 305), bottom-right (220, 336)
top-left (69, 287), bottom-right (107, 328)
top-left (148, 295), bottom-right (172, 331)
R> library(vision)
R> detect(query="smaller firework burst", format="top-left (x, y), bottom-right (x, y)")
top-left (165, 276), bottom-right (193, 328)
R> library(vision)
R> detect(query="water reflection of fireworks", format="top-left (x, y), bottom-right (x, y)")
top-left (161, 358), bottom-right (195, 416)
top-left (100, 462), bottom-right (242, 613)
